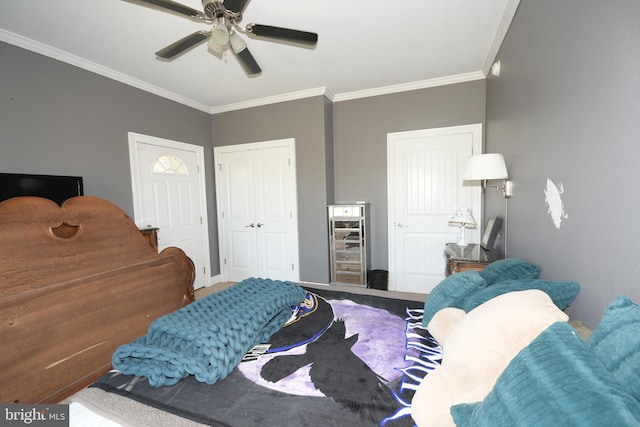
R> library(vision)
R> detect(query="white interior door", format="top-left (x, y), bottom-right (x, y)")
top-left (388, 124), bottom-right (482, 293)
top-left (129, 133), bottom-right (211, 289)
top-left (215, 139), bottom-right (299, 283)
top-left (217, 149), bottom-right (257, 280)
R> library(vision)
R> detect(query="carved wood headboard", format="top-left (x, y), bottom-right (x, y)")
top-left (0, 196), bottom-right (195, 403)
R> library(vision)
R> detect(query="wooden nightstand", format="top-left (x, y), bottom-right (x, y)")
top-left (444, 243), bottom-right (503, 276)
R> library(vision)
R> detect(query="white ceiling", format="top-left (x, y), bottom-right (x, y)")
top-left (0, 0), bottom-right (519, 114)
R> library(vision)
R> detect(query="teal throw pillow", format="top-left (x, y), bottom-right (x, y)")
top-left (450, 322), bottom-right (640, 427)
top-left (479, 258), bottom-right (540, 285)
top-left (422, 270), bottom-right (487, 326)
top-left (587, 295), bottom-right (640, 402)
top-left (463, 279), bottom-right (579, 312)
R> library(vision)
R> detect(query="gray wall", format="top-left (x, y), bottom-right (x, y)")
top-left (0, 41), bottom-right (218, 272)
top-left (2, 39), bottom-right (485, 287)
top-left (333, 80), bottom-right (487, 269)
top-left (485, 0), bottom-right (640, 328)
top-left (211, 83), bottom-right (486, 282)
top-left (211, 96), bottom-right (333, 283)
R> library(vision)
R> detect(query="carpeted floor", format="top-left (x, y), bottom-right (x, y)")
top-left (194, 282), bottom-right (235, 298)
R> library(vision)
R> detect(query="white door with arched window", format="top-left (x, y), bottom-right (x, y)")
top-left (128, 132), bottom-right (211, 289)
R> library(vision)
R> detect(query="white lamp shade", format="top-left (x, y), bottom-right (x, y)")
top-left (463, 153), bottom-right (508, 181)
top-left (448, 208), bottom-right (477, 228)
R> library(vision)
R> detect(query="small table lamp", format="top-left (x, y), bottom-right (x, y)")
top-left (449, 208), bottom-right (477, 247)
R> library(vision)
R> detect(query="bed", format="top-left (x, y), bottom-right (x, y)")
top-left (7, 195), bottom-right (617, 426)
top-left (0, 196), bottom-right (195, 405)
top-left (70, 284), bottom-right (434, 426)
top-left (0, 195), bottom-right (437, 426)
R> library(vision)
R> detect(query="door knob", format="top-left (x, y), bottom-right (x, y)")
top-left (256, 223), bottom-right (264, 228)
top-left (245, 223), bottom-right (255, 228)
top-left (396, 223), bottom-right (409, 228)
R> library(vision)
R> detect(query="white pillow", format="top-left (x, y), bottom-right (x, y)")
top-left (411, 289), bottom-right (569, 427)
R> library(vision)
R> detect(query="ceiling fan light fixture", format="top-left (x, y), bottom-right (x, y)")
top-left (207, 38), bottom-right (225, 53)
top-left (229, 32), bottom-right (246, 53)
top-left (133, 0), bottom-right (317, 75)
top-left (211, 23), bottom-right (230, 46)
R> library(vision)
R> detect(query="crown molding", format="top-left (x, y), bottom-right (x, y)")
top-left (208, 87), bottom-right (330, 114)
top-left (332, 72), bottom-right (486, 103)
top-left (482, 0), bottom-right (521, 75)
top-left (2, 7), bottom-right (515, 115)
top-left (0, 28), bottom-right (211, 113)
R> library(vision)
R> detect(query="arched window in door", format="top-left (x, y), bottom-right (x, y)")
top-left (152, 154), bottom-right (189, 175)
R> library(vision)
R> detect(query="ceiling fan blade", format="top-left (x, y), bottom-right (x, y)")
top-left (246, 24), bottom-right (318, 46)
top-left (156, 31), bottom-right (209, 59)
top-left (131, 0), bottom-right (205, 20)
top-left (234, 47), bottom-right (262, 75)
top-left (223, 0), bottom-right (250, 13)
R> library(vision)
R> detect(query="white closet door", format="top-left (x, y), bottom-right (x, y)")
top-left (218, 150), bottom-right (258, 281)
top-left (388, 125), bottom-right (482, 293)
top-left (215, 139), bottom-right (299, 283)
top-left (253, 146), bottom-right (298, 279)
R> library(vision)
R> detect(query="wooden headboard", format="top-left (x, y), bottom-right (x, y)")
top-left (0, 196), bottom-right (195, 404)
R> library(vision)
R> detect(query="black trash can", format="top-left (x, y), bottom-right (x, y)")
top-left (369, 270), bottom-right (388, 290)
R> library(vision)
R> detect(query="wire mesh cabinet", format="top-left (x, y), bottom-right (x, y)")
top-left (328, 204), bottom-right (370, 287)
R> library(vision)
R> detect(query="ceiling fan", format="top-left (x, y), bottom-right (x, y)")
top-left (129, 0), bottom-right (318, 75)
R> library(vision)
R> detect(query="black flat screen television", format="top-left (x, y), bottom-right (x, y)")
top-left (0, 173), bottom-right (84, 205)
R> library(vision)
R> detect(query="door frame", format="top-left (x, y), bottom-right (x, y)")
top-left (128, 132), bottom-right (212, 286)
top-left (387, 124), bottom-right (482, 292)
top-left (213, 138), bottom-right (300, 282)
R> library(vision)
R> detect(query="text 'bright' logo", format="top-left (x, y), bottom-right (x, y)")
top-left (2, 406), bottom-right (67, 425)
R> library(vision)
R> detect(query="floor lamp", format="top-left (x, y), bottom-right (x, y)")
top-left (462, 153), bottom-right (512, 256)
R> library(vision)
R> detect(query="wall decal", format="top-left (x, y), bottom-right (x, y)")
top-left (544, 178), bottom-right (568, 229)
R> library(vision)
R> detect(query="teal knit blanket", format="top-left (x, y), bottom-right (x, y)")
top-left (112, 278), bottom-right (307, 387)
